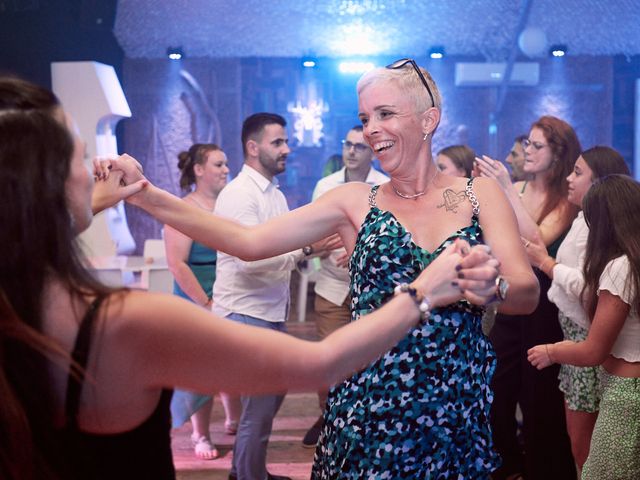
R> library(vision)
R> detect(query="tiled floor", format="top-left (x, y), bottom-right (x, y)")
top-left (173, 392), bottom-right (319, 480)
top-left (173, 318), bottom-right (321, 480)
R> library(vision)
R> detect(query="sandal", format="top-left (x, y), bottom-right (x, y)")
top-left (224, 420), bottom-right (238, 435)
top-left (191, 434), bottom-right (219, 460)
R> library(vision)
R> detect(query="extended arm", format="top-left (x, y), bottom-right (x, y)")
top-left (528, 291), bottom-right (629, 368)
top-left (127, 182), bottom-right (356, 262)
top-left (118, 241), bottom-right (479, 395)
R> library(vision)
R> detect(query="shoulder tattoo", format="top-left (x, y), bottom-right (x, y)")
top-left (437, 189), bottom-right (467, 213)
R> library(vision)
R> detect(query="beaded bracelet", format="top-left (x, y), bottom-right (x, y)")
top-left (393, 283), bottom-right (431, 320)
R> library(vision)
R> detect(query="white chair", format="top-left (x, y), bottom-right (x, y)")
top-left (86, 256), bottom-right (127, 287)
top-left (140, 238), bottom-right (174, 293)
top-left (89, 267), bottom-right (125, 287)
top-left (143, 238), bottom-right (166, 260)
top-left (148, 268), bottom-right (175, 293)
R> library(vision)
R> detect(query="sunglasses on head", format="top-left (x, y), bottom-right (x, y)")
top-left (386, 58), bottom-right (435, 108)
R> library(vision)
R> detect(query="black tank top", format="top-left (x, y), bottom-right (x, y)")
top-left (51, 296), bottom-right (175, 479)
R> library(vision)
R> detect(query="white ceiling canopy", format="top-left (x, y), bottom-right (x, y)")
top-left (114, 0), bottom-right (640, 59)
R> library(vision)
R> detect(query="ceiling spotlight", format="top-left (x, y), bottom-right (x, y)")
top-left (549, 44), bottom-right (567, 57)
top-left (429, 46), bottom-right (445, 59)
top-left (302, 56), bottom-right (318, 68)
top-left (167, 47), bottom-right (184, 60)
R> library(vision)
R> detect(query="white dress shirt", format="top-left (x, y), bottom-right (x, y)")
top-left (548, 212), bottom-right (589, 329)
top-left (213, 165), bottom-right (303, 323)
top-left (311, 166), bottom-right (389, 306)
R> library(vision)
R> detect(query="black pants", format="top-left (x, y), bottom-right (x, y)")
top-left (489, 270), bottom-right (576, 480)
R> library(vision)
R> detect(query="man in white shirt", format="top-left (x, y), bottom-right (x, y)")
top-left (213, 113), bottom-right (299, 480)
top-left (301, 125), bottom-right (389, 448)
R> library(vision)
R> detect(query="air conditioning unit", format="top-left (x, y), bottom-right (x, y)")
top-left (455, 62), bottom-right (540, 86)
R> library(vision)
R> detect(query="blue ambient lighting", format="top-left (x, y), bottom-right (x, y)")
top-left (338, 61), bottom-right (375, 74)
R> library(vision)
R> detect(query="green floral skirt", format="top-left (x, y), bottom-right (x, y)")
top-left (558, 312), bottom-right (601, 412)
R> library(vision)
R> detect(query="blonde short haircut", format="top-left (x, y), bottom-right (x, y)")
top-left (356, 63), bottom-right (442, 113)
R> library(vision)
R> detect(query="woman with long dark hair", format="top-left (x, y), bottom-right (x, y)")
top-left (524, 146), bottom-right (630, 472)
top-left (529, 174), bottom-right (640, 479)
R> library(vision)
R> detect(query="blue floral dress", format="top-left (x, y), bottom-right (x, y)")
top-left (311, 181), bottom-right (499, 479)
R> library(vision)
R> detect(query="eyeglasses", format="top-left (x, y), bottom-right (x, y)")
top-left (386, 58), bottom-right (435, 108)
top-left (342, 140), bottom-right (370, 153)
top-left (521, 138), bottom-right (549, 151)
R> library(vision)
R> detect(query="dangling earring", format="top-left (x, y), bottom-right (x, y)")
top-left (423, 131), bottom-right (431, 141)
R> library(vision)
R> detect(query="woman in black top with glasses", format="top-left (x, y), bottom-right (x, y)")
top-left (476, 116), bottom-right (581, 479)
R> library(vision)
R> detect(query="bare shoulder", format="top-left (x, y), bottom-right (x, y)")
top-left (315, 181), bottom-right (372, 208)
top-left (471, 176), bottom-right (507, 199)
top-left (329, 181), bottom-right (372, 196)
top-left (101, 290), bottom-right (183, 334)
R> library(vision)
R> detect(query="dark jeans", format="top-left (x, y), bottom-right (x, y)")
top-left (489, 270), bottom-right (576, 480)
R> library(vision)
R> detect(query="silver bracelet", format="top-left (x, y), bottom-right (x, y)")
top-left (393, 283), bottom-right (431, 320)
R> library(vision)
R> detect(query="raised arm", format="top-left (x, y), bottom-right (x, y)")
top-left (475, 155), bottom-right (569, 246)
top-left (473, 177), bottom-right (539, 314)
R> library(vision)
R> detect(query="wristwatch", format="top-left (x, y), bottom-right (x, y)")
top-left (495, 276), bottom-right (509, 302)
top-left (302, 245), bottom-right (314, 256)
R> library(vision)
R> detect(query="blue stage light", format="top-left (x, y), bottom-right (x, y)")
top-left (429, 46), bottom-right (445, 59)
top-left (550, 45), bottom-right (567, 57)
top-left (167, 47), bottom-right (184, 60)
top-left (302, 56), bottom-right (317, 68)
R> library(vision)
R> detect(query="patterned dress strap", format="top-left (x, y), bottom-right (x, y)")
top-left (368, 184), bottom-right (380, 208)
top-left (465, 178), bottom-right (480, 216)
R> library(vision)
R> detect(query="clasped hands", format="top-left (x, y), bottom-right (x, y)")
top-left (91, 154), bottom-right (147, 214)
top-left (411, 239), bottom-right (502, 309)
